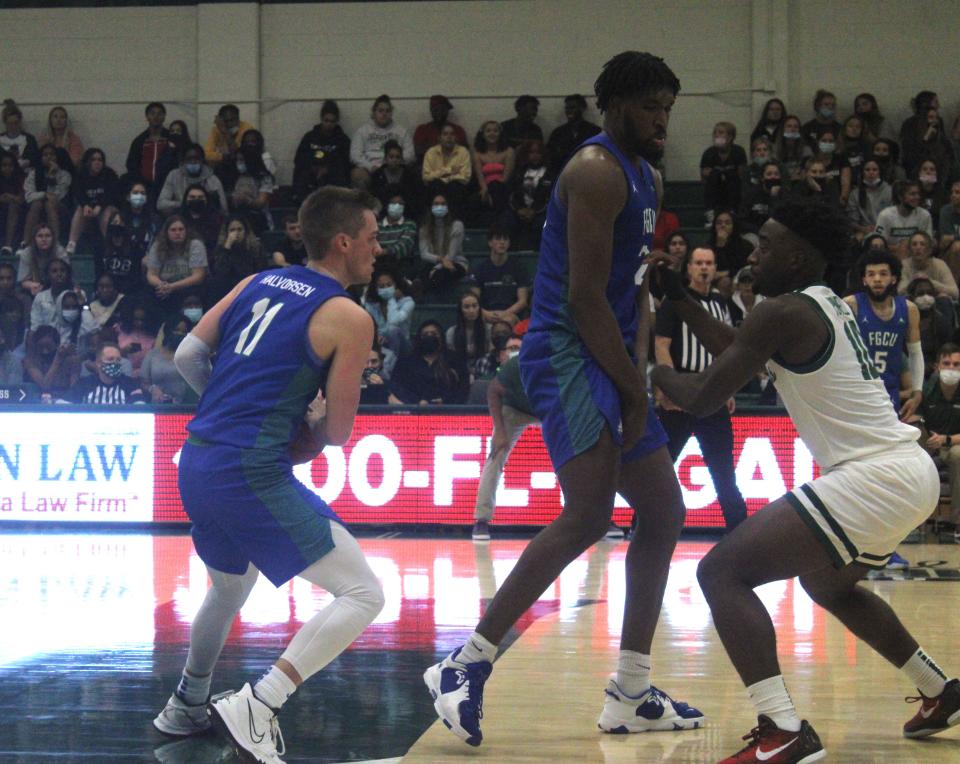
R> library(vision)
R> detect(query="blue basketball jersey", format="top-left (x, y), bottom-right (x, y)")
top-left (854, 292), bottom-right (908, 405)
top-left (526, 132), bottom-right (657, 350)
top-left (189, 266), bottom-right (348, 452)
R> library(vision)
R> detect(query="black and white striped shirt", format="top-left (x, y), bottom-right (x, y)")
top-left (655, 288), bottom-right (733, 373)
top-left (66, 375), bottom-right (144, 405)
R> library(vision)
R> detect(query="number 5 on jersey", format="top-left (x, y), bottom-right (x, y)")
top-left (235, 297), bottom-right (284, 356)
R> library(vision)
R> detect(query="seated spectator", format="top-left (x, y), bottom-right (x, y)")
top-left (0, 294), bottom-right (27, 363)
top-left (506, 140), bottom-right (552, 250)
top-left (471, 320), bottom-right (514, 381)
top-left (203, 104), bottom-right (253, 169)
top-left (701, 121), bottom-right (746, 226)
top-left (179, 184), bottom-right (223, 253)
top-left (19, 228), bottom-right (68, 298)
top-left (207, 215), bottom-right (266, 307)
top-left (546, 94), bottom-right (601, 174)
top-left (875, 180), bottom-right (934, 257)
top-left (38, 106), bottom-right (84, 167)
top-left (419, 193), bottom-right (467, 294)
top-left (422, 123), bottom-right (472, 213)
top-left (168, 120), bottom-right (193, 152)
top-left (800, 89), bottom-right (842, 150)
top-left (446, 291), bottom-right (490, 375)
top-left (939, 180), bottom-right (960, 280)
top-left (270, 214), bottom-right (307, 268)
top-left (900, 94), bottom-right (954, 180)
top-left (500, 95), bottom-right (543, 153)
top-left (747, 136), bottom-right (774, 188)
top-left (853, 92), bottom-right (890, 144)
top-left (471, 225), bottom-right (530, 326)
top-left (0, 152), bottom-right (25, 256)
top-left (87, 273), bottom-right (125, 332)
top-left (777, 114), bottom-right (812, 186)
top-left (740, 161), bottom-right (783, 232)
top-left (915, 159), bottom-right (947, 229)
top-left (919, 342), bottom-right (960, 541)
top-left (377, 190), bottom-right (418, 275)
top-left (814, 129), bottom-right (852, 205)
top-left (24, 324), bottom-right (80, 400)
top-left (898, 232), bottom-right (957, 301)
top-left (30, 259), bottom-right (84, 333)
top-left (388, 320), bottom-right (468, 404)
top-left (664, 232), bottom-right (689, 270)
top-left (181, 292), bottom-right (204, 325)
top-left (1, 100), bottom-right (40, 172)
top-left (350, 95), bottom-right (415, 189)
top-left (125, 102), bottom-right (174, 198)
top-left (23, 144), bottom-right (71, 244)
top-left (359, 342), bottom-right (390, 405)
top-left (0, 315), bottom-right (21, 385)
top-left (158, 144), bottom-right (227, 216)
top-left (99, 211), bottom-right (147, 297)
top-left (54, 288), bottom-right (96, 351)
top-left (141, 313), bottom-right (195, 404)
top-left (750, 98), bottom-right (787, 159)
top-left (907, 276), bottom-right (955, 378)
top-left (869, 138), bottom-right (906, 185)
top-left (709, 210), bottom-right (753, 284)
top-left (728, 266), bottom-right (763, 326)
top-left (846, 159), bottom-right (892, 241)
top-left (370, 140), bottom-right (420, 215)
top-left (413, 95), bottom-right (468, 160)
top-left (652, 207), bottom-right (680, 251)
top-left (294, 100), bottom-right (352, 197)
top-left (0, 262), bottom-right (29, 318)
top-left (114, 299), bottom-right (156, 377)
top-left (786, 157), bottom-right (841, 207)
top-left (363, 264), bottom-right (414, 356)
top-left (240, 127), bottom-right (277, 175)
top-left (838, 115), bottom-right (869, 188)
top-left (144, 215), bottom-right (208, 314)
top-left (64, 341), bottom-right (143, 404)
top-left (66, 148), bottom-right (120, 255)
top-left (219, 132), bottom-right (275, 232)
top-left (472, 121), bottom-right (515, 218)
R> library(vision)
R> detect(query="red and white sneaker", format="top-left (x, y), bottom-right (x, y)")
top-left (903, 677), bottom-right (960, 738)
top-left (717, 715), bottom-right (825, 763)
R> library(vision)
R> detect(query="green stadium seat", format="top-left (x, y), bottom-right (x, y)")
top-left (411, 303), bottom-right (458, 331)
top-left (261, 230), bottom-right (286, 254)
top-left (72, 253), bottom-right (97, 296)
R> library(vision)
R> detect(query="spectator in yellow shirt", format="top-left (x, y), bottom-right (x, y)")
top-left (203, 104), bottom-right (253, 168)
top-left (422, 124), bottom-right (472, 215)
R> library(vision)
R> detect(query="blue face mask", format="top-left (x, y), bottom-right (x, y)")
top-left (819, 108), bottom-right (835, 119)
top-left (431, 205), bottom-right (448, 218)
top-left (129, 192), bottom-right (147, 208)
top-left (236, 161), bottom-right (247, 174)
top-left (183, 307), bottom-right (203, 323)
top-left (387, 203), bottom-right (404, 219)
top-left (185, 162), bottom-right (202, 175)
top-left (377, 286), bottom-right (396, 301)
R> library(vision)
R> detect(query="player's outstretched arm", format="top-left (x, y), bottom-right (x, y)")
top-left (651, 298), bottom-right (787, 417)
top-left (308, 296), bottom-right (374, 447)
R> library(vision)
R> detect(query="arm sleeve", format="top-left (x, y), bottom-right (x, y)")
top-left (908, 341), bottom-right (925, 392)
top-left (173, 333), bottom-right (213, 396)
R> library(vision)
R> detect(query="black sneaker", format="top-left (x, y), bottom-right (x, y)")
top-left (472, 521), bottom-right (491, 541)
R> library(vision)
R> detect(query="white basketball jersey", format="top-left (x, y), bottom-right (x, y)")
top-left (766, 285), bottom-right (919, 471)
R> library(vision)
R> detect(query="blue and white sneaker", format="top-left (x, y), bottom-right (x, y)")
top-left (598, 679), bottom-right (704, 733)
top-left (886, 552), bottom-right (910, 570)
top-left (423, 647), bottom-right (493, 746)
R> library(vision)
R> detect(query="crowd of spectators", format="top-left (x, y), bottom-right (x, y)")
top-left (2, 87), bottom-right (960, 422)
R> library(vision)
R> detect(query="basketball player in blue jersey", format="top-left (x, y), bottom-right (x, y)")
top-left (425, 51), bottom-right (704, 747)
top-left (652, 199), bottom-right (958, 763)
top-left (842, 249), bottom-right (923, 421)
top-left (152, 187), bottom-right (385, 764)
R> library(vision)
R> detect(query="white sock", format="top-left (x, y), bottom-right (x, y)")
top-left (176, 669), bottom-right (211, 705)
top-left (616, 650), bottom-right (651, 697)
top-left (457, 632), bottom-right (498, 665)
top-left (253, 665), bottom-right (298, 711)
top-left (747, 675), bottom-right (801, 732)
top-left (901, 647), bottom-right (948, 697)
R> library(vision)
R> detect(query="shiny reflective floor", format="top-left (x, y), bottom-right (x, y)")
top-left (0, 531), bottom-right (958, 763)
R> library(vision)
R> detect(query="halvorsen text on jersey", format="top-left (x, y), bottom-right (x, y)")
top-left (259, 273), bottom-right (316, 298)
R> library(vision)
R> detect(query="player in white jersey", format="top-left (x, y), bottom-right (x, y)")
top-left (651, 198), bottom-right (959, 764)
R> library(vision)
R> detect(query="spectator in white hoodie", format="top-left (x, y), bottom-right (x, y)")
top-left (350, 95), bottom-right (415, 189)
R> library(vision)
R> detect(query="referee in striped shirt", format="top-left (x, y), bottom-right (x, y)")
top-left (654, 246), bottom-right (747, 531)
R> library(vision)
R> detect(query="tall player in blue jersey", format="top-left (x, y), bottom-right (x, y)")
top-left (842, 249), bottom-right (923, 420)
top-left (152, 187), bottom-right (385, 764)
top-left (425, 51), bottom-right (703, 746)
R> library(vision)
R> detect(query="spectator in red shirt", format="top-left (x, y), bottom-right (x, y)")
top-left (125, 102), bottom-right (174, 198)
top-left (653, 208), bottom-right (679, 251)
top-left (413, 95), bottom-right (468, 160)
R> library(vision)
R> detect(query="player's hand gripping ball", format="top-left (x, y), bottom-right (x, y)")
top-left (289, 391), bottom-right (326, 465)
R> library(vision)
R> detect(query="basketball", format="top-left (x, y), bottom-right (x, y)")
top-left (288, 420), bottom-right (324, 464)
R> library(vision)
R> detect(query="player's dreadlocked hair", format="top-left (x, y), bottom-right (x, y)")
top-left (594, 51), bottom-right (681, 114)
top-left (770, 198), bottom-right (852, 264)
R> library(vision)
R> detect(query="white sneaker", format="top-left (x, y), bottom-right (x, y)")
top-left (598, 679), bottom-right (704, 733)
top-left (153, 692), bottom-right (211, 737)
top-left (208, 683), bottom-right (286, 763)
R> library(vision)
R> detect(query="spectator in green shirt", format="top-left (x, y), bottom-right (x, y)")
top-left (377, 187), bottom-right (418, 277)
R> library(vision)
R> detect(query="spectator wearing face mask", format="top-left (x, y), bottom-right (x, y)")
top-left (419, 193), bottom-right (467, 294)
top-left (377, 190), bottom-right (418, 276)
top-left (868, 138), bottom-right (907, 185)
top-left (813, 129), bottom-right (852, 205)
top-left (180, 293), bottom-right (204, 327)
top-left (98, 211), bottom-right (147, 297)
top-left (63, 341), bottom-right (143, 404)
top-left (914, 159), bottom-right (947, 230)
top-left (700, 121), bottom-right (747, 227)
top-left (472, 320), bottom-right (514, 381)
top-left (846, 159), bottom-right (892, 241)
top-left (157, 144), bottom-right (227, 216)
top-left (179, 184), bottom-right (223, 254)
top-left (746, 136), bottom-right (774, 188)
top-left (388, 320), bottom-right (468, 405)
top-left (739, 161), bottom-right (783, 232)
top-left (30, 258), bottom-right (84, 333)
top-left (907, 276), bottom-right (955, 379)
top-left (140, 313), bottom-right (195, 404)
top-left (837, 115), bottom-right (870, 188)
top-left (54, 289), bottom-right (97, 354)
top-left (875, 181), bottom-right (934, 257)
top-left (919, 342), bottom-right (960, 543)
top-left (800, 89), bottom-right (842, 150)
top-left (119, 180), bottom-right (159, 258)
top-left (777, 115), bottom-right (812, 185)
top-left (204, 104), bottom-right (253, 169)
top-left (363, 265), bottom-right (414, 356)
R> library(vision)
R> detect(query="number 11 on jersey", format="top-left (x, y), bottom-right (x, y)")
top-left (235, 297), bottom-right (284, 356)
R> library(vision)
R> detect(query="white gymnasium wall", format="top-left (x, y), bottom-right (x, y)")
top-left (0, 0), bottom-right (956, 185)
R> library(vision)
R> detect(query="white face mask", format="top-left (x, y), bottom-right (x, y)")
top-left (914, 294), bottom-right (935, 310)
top-left (939, 368), bottom-right (960, 386)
